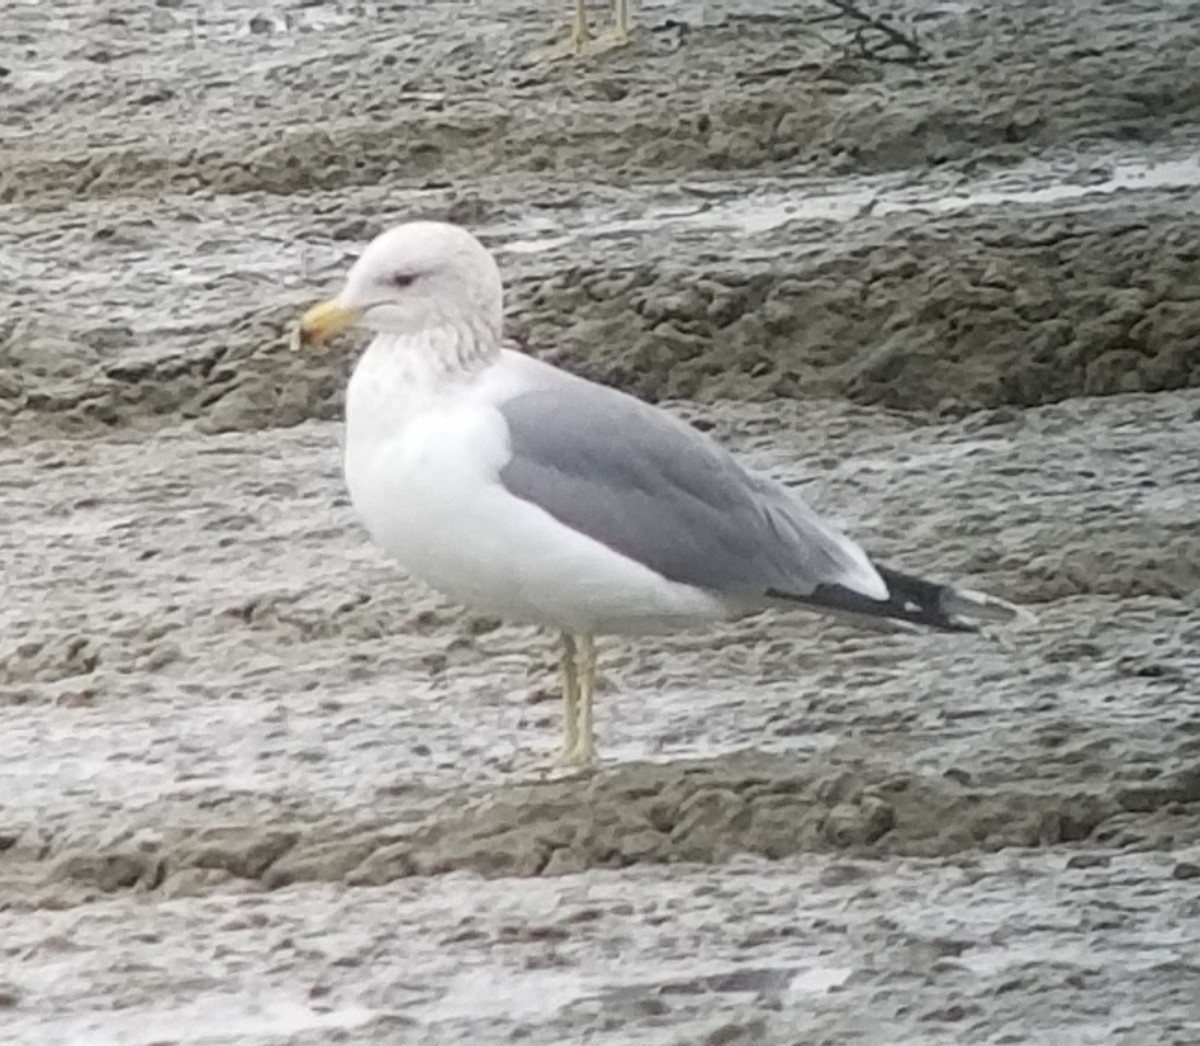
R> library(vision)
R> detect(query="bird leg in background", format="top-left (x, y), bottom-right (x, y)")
top-left (569, 634), bottom-right (599, 768)
top-left (530, 0), bottom-right (631, 62)
top-left (569, 0), bottom-right (592, 51)
top-left (612, 0), bottom-right (631, 44)
top-left (590, 0), bottom-right (632, 50)
top-left (531, 0), bottom-right (591, 60)
top-left (558, 632), bottom-right (581, 761)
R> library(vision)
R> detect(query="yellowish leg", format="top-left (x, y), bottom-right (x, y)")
top-left (570, 0), bottom-right (592, 51)
top-left (566, 634), bottom-right (598, 769)
top-left (530, 0), bottom-right (632, 63)
top-left (611, 0), bottom-right (631, 44)
top-left (558, 632), bottom-right (581, 762)
top-left (531, 0), bottom-right (592, 61)
top-left (531, 633), bottom-right (596, 781)
top-left (587, 0), bottom-right (632, 52)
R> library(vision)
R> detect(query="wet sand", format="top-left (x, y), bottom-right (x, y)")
top-left (3, 0), bottom-right (1200, 1043)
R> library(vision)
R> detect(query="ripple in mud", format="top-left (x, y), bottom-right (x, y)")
top-left (5, 0), bottom-right (1200, 440)
top-left (7, 192), bottom-right (1200, 440)
top-left (3, 390), bottom-right (1199, 914)
top-left (19, 748), bottom-right (1200, 909)
top-left (3, 0), bottom-right (1199, 202)
top-left (512, 197), bottom-right (1200, 412)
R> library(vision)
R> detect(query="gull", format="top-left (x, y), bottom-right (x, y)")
top-left (296, 220), bottom-right (1028, 772)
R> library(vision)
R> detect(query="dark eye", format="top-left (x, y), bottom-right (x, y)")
top-left (389, 272), bottom-right (417, 288)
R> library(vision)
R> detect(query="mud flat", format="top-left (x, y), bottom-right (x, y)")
top-left (3, 390), bottom-right (1199, 1043)
top-left (4, 0), bottom-right (1200, 439)
top-left (2, 0), bottom-right (1200, 1043)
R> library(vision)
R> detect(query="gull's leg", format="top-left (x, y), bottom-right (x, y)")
top-left (558, 632), bottom-right (581, 762)
top-left (531, 633), bottom-right (594, 782)
top-left (530, 0), bottom-right (631, 62)
top-left (572, 0), bottom-right (593, 52)
top-left (531, 0), bottom-right (592, 61)
top-left (586, 0), bottom-right (632, 52)
top-left (611, 0), bottom-right (631, 44)
top-left (567, 634), bottom-right (599, 769)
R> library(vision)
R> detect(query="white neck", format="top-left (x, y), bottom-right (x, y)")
top-left (342, 319), bottom-right (499, 493)
top-left (384, 314), bottom-right (500, 373)
top-left (353, 318), bottom-right (500, 397)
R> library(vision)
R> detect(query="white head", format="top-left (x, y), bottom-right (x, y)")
top-left (297, 220), bottom-right (504, 346)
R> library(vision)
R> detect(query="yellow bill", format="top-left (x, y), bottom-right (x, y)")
top-left (292, 299), bottom-right (363, 350)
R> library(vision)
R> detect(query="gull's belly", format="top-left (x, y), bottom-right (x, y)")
top-left (345, 416), bottom-right (732, 636)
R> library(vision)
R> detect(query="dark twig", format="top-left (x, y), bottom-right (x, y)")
top-left (822, 0), bottom-right (930, 63)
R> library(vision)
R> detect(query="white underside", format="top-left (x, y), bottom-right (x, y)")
top-left (343, 338), bottom-right (742, 636)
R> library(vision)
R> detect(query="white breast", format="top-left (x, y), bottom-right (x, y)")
top-left (343, 339), bottom-right (733, 635)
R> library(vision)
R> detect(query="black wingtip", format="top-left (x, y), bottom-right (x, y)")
top-left (869, 566), bottom-right (979, 632)
top-left (768, 564), bottom-right (1031, 634)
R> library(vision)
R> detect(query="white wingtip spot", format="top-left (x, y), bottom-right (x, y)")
top-left (952, 587), bottom-right (1040, 628)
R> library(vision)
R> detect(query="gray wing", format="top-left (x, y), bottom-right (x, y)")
top-left (496, 377), bottom-right (877, 599)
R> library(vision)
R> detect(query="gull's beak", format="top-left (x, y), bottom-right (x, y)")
top-left (293, 298), bottom-right (364, 350)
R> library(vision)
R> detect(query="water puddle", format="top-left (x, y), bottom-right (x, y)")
top-left (33, 997), bottom-right (378, 1046)
top-left (498, 152), bottom-right (1200, 256)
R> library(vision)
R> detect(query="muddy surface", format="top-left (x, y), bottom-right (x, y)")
top-left (4, 0), bottom-right (1200, 440)
top-left (3, 0), bottom-right (1200, 1043)
top-left (4, 390), bottom-right (1200, 1042)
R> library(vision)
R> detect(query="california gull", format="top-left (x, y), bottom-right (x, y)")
top-left (296, 221), bottom-right (1028, 771)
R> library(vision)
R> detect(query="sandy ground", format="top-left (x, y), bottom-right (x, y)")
top-left (3, 0), bottom-right (1200, 1043)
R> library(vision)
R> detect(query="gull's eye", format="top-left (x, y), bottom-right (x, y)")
top-left (388, 271), bottom-right (417, 289)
